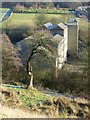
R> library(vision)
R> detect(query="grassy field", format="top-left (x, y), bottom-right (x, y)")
top-left (1, 13), bottom-right (75, 28)
top-left (0, 8), bottom-right (9, 13)
top-left (0, 7), bottom-right (89, 30)
top-left (0, 13), bottom-right (4, 19)
top-left (77, 18), bottom-right (89, 31)
top-left (1, 12), bottom-right (89, 30)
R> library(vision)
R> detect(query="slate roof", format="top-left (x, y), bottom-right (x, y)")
top-left (44, 22), bottom-right (64, 36)
top-left (44, 22), bottom-right (57, 30)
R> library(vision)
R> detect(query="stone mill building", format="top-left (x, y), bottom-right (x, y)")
top-left (44, 19), bottom-right (78, 69)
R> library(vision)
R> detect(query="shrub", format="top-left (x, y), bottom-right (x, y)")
top-left (40, 68), bottom-right (89, 97)
top-left (1, 33), bottom-right (22, 84)
top-left (3, 25), bottom-right (35, 43)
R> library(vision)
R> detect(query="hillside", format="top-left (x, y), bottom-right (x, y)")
top-left (0, 85), bottom-right (90, 118)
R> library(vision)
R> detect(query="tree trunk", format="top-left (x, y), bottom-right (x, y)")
top-left (27, 72), bottom-right (33, 89)
top-left (55, 57), bottom-right (58, 78)
top-left (26, 61), bottom-right (34, 89)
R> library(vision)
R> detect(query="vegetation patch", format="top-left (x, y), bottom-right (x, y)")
top-left (1, 8), bottom-right (9, 13)
top-left (1, 85), bottom-right (89, 118)
top-left (0, 8), bottom-right (9, 19)
top-left (0, 86), bottom-right (22, 108)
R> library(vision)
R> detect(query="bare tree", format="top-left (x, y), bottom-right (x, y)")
top-left (26, 30), bottom-right (55, 89)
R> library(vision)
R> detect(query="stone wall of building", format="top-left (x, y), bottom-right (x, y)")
top-left (67, 22), bottom-right (78, 56)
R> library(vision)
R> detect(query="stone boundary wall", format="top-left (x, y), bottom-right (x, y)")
top-left (0, 9), bottom-right (13, 22)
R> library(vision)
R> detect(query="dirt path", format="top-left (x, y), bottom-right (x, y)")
top-left (0, 104), bottom-right (48, 118)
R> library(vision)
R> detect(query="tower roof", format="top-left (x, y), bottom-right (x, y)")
top-left (67, 19), bottom-right (78, 25)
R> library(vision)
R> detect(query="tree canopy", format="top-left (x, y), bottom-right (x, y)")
top-left (1, 33), bottom-right (22, 83)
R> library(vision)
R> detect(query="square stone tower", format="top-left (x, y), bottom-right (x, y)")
top-left (67, 19), bottom-right (78, 56)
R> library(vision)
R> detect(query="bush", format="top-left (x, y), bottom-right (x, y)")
top-left (1, 33), bottom-right (22, 84)
top-left (3, 25), bottom-right (35, 43)
top-left (40, 69), bottom-right (89, 97)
